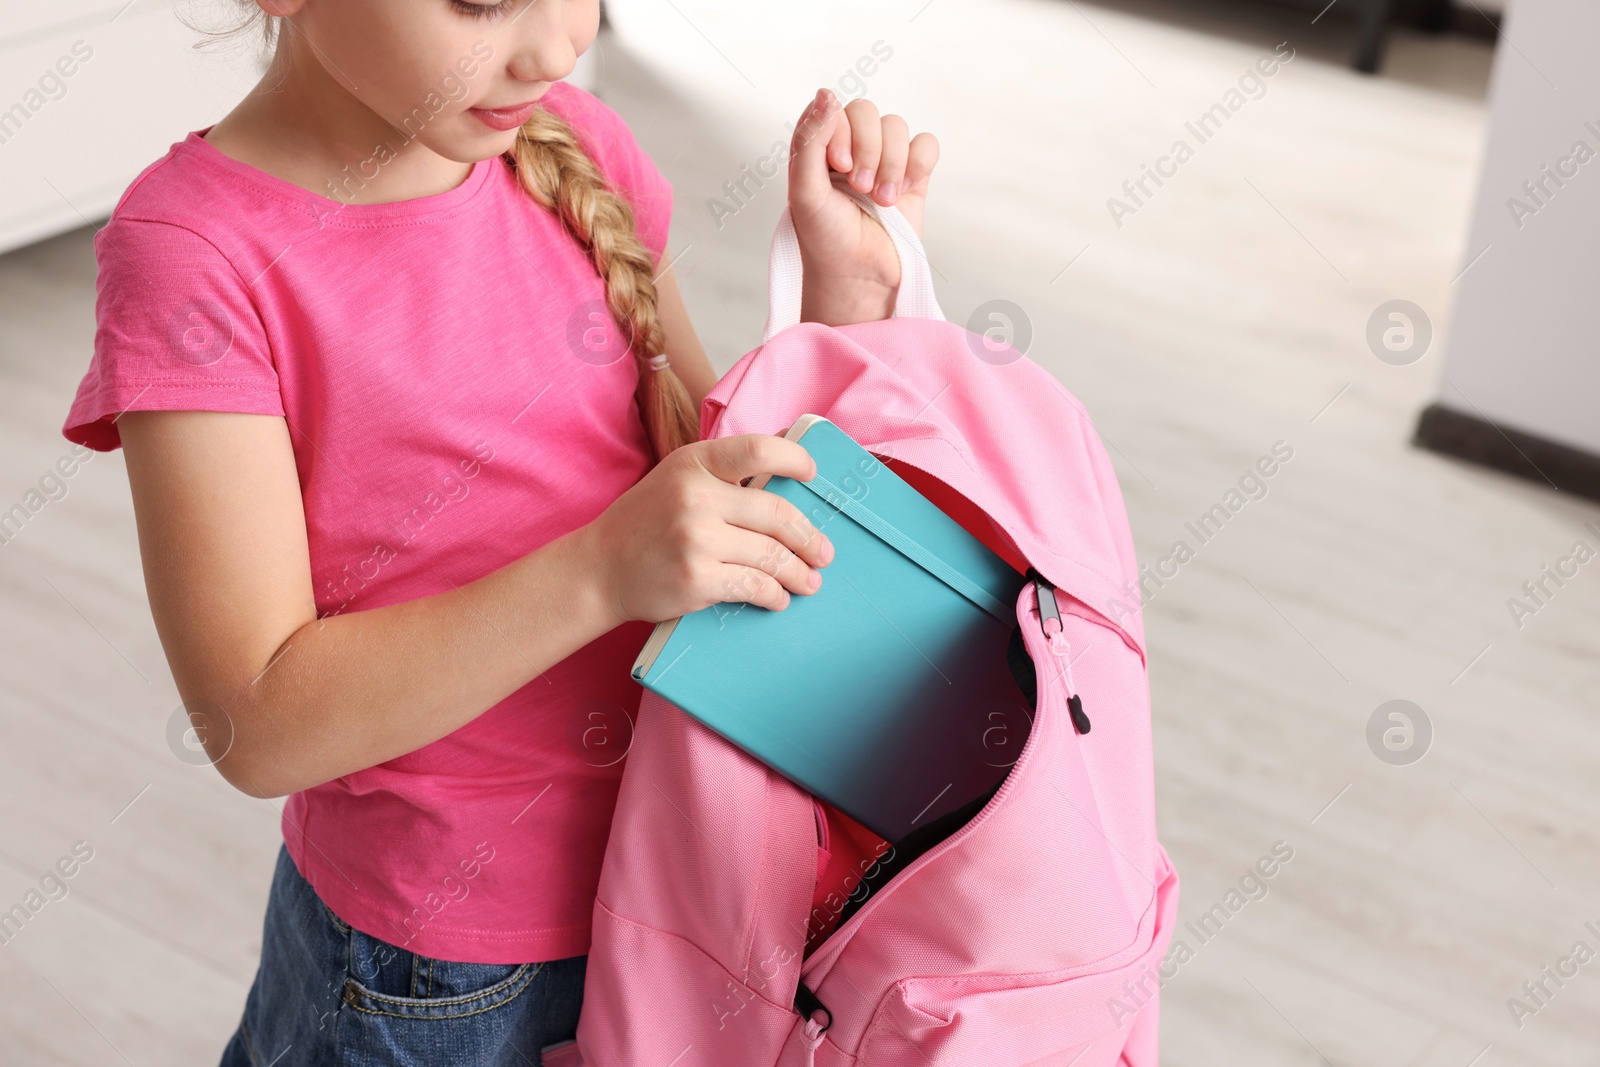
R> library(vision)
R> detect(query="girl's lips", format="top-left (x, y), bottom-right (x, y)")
top-left (468, 100), bottom-right (538, 132)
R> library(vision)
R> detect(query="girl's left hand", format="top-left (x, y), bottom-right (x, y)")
top-left (788, 88), bottom-right (940, 327)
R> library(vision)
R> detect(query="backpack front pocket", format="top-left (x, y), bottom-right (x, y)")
top-left (857, 847), bottom-right (1178, 1066)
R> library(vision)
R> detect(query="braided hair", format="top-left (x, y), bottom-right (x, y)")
top-left (510, 107), bottom-right (700, 463)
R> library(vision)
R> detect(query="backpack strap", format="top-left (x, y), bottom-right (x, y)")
top-left (762, 171), bottom-right (945, 343)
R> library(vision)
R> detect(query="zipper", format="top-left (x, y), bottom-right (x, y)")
top-left (1034, 575), bottom-right (1091, 734)
top-left (799, 576), bottom-right (1066, 982)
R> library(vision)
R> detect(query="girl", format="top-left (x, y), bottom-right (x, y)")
top-left (60, 0), bottom-right (938, 1063)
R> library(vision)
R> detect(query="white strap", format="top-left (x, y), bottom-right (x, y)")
top-left (762, 172), bottom-right (945, 343)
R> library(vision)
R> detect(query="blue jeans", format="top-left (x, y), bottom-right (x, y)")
top-left (219, 845), bottom-right (585, 1067)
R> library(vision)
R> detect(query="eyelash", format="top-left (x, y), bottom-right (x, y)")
top-left (449, 0), bottom-right (514, 20)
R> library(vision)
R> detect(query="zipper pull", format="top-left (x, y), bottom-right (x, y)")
top-left (796, 981), bottom-right (831, 1067)
top-left (1035, 575), bottom-right (1062, 638)
top-left (801, 1014), bottom-right (826, 1067)
top-left (1068, 694), bottom-right (1091, 735)
top-left (1034, 576), bottom-right (1091, 735)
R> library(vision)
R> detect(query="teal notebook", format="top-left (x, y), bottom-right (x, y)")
top-left (630, 415), bottom-right (1031, 841)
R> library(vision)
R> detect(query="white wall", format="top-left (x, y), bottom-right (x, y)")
top-left (1434, 0), bottom-right (1600, 453)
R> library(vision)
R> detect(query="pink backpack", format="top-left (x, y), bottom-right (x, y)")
top-left (544, 189), bottom-right (1179, 1067)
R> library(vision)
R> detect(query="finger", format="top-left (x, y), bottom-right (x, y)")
top-left (872, 114), bottom-right (910, 205)
top-left (696, 433), bottom-right (818, 490)
top-left (826, 101), bottom-right (854, 175)
top-left (716, 525), bottom-right (823, 603)
top-left (789, 88), bottom-right (846, 210)
top-left (724, 480), bottom-right (833, 569)
top-left (843, 98), bottom-right (882, 195)
top-left (711, 560), bottom-right (794, 612)
top-left (902, 131), bottom-right (940, 200)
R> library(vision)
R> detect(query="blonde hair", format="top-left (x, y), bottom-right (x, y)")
top-left (510, 107), bottom-right (700, 463)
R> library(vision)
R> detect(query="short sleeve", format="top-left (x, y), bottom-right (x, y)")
top-left (541, 82), bottom-right (675, 267)
top-left (61, 217), bottom-right (284, 452)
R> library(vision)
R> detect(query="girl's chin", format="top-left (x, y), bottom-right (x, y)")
top-left (428, 122), bottom-right (521, 161)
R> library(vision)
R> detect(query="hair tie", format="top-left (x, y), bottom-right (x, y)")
top-left (647, 353), bottom-right (670, 373)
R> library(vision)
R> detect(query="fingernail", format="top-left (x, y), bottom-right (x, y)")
top-left (809, 568), bottom-right (822, 590)
top-left (853, 168), bottom-right (875, 192)
top-left (876, 180), bottom-right (898, 204)
top-left (820, 539), bottom-right (834, 565)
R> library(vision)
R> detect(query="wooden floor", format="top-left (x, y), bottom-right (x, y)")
top-left (3, 0), bottom-right (1596, 1063)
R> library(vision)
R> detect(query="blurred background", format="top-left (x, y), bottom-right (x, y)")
top-left (3, 0), bottom-right (1598, 1064)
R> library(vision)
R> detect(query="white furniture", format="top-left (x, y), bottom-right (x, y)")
top-left (0, 1), bottom-right (258, 254)
top-left (0, 2), bottom-right (598, 256)
top-left (1418, 0), bottom-right (1600, 499)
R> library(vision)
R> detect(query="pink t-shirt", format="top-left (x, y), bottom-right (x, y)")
top-left (62, 81), bottom-right (671, 964)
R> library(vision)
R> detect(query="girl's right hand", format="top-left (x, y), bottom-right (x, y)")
top-left (585, 433), bottom-right (836, 625)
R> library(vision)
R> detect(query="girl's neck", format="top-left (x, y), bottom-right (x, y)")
top-left (205, 35), bottom-right (477, 206)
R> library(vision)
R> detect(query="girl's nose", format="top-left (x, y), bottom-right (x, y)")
top-left (504, 7), bottom-right (578, 84)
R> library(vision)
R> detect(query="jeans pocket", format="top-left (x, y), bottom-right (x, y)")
top-left (320, 898), bottom-right (352, 937)
top-left (342, 927), bottom-right (542, 1021)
